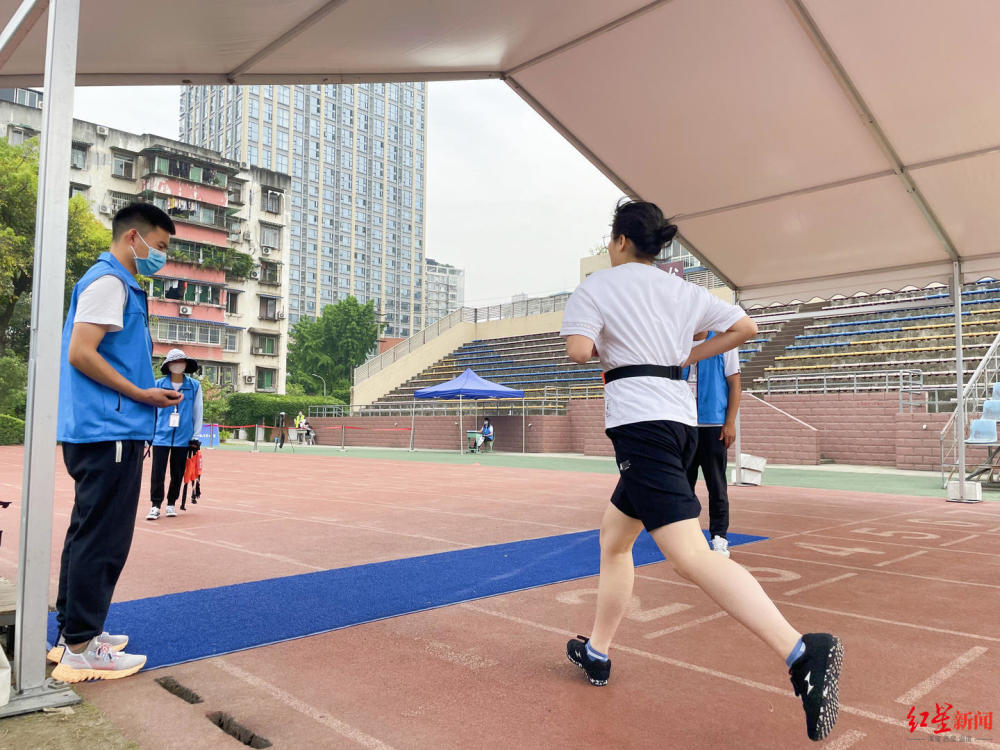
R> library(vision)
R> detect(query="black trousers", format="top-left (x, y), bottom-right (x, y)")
top-left (57, 440), bottom-right (145, 644)
top-left (686, 426), bottom-right (730, 539)
top-left (150, 444), bottom-right (189, 507)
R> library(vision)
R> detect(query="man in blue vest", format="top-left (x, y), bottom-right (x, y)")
top-left (49, 202), bottom-right (180, 683)
top-left (685, 330), bottom-right (742, 558)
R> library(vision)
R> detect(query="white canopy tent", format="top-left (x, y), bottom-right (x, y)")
top-left (2, 0), bottom-right (998, 712)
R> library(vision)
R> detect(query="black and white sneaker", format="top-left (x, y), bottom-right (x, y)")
top-left (566, 636), bottom-right (611, 686)
top-left (788, 633), bottom-right (844, 741)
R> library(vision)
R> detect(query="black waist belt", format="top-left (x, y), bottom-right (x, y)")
top-left (603, 365), bottom-right (683, 385)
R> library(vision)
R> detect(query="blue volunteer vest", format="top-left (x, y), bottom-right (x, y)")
top-left (152, 375), bottom-right (200, 446)
top-left (682, 332), bottom-right (730, 426)
top-left (57, 252), bottom-right (156, 443)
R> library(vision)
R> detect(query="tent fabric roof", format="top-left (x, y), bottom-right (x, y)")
top-left (414, 369), bottom-right (525, 400)
top-left (3, 0), bottom-right (999, 304)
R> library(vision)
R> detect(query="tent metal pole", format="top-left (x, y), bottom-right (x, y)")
top-left (948, 261), bottom-right (974, 502)
top-left (0, 0), bottom-right (48, 69)
top-left (409, 400), bottom-right (415, 451)
top-left (522, 398), bottom-right (526, 453)
top-left (6, 0), bottom-right (82, 716)
top-left (459, 396), bottom-right (463, 454)
top-left (733, 289), bottom-right (744, 484)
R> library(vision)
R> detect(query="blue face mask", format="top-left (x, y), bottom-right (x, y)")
top-left (132, 233), bottom-right (167, 276)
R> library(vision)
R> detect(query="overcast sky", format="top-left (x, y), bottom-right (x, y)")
top-left (73, 81), bottom-right (624, 307)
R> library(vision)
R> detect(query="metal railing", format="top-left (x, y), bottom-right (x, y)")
top-left (353, 292), bottom-right (571, 385)
top-left (940, 329), bottom-right (1000, 487)
top-left (759, 368), bottom-right (924, 408)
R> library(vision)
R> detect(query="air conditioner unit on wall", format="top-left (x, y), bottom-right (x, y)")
top-left (249, 270), bottom-right (259, 280)
top-left (244, 375), bottom-right (255, 383)
top-left (99, 204), bottom-right (112, 214)
top-left (277, 311), bottom-right (286, 319)
top-left (178, 305), bottom-right (192, 315)
top-left (260, 247), bottom-right (271, 255)
top-left (242, 231), bottom-right (252, 241)
top-left (96, 125), bottom-right (109, 136)
top-left (251, 347), bottom-right (263, 354)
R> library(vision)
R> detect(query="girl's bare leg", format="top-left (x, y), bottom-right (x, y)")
top-left (650, 517), bottom-right (800, 659)
top-left (588, 503), bottom-right (643, 654)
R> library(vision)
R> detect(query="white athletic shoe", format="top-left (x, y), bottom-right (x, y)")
top-left (711, 536), bottom-right (730, 558)
top-left (145, 507), bottom-right (160, 521)
top-left (165, 505), bottom-right (177, 517)
top-left (47, 631), bottom-right (129, 663)
top-left (50, 639), bottom-right (146, 683)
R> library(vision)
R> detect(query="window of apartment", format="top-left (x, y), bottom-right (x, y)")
top-left (69, 184), bottom-right (88, 198)
top-left (202, 363), bottom-right (236, 387)
top-left (223, 330), bottom-right (239, 352)
top-left (183, 283), bottom-right (222, 306)
top-left (70, 144), bottom-right (87, 169)
top-left (252, 334), bottom-right (278, 356)
top-left (256, 367), bottom-right (276, 391)
top-left (108, 191), bottom-right (132, 213)
top-left (260, 260), bottom-right (281, 285)
top-left (277, 86), bottom-right (290, 106)
top-left (258, 296), bottom-right (278, 320)
top-left (260, 224), bottom-right (281, 249)
top-left (262, 189), bottom-right (282, 214)
top-left (226, 290), bottom-right (240, 314)
top-left (112, 153), bottom-right (135, 179)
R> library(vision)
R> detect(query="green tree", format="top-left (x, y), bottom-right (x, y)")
top-left (286, 296), bottom-right (380, 396)
top-left (0, 354), bottom-right (27, 419)
top-left (0, 137), bottom-right (110, 355)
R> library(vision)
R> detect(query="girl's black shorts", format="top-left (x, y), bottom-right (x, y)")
top-left (605, 419), bottom-right (701, 532)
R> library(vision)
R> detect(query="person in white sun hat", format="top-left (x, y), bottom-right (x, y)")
top-left (146, 349), bottom-right (203, 520)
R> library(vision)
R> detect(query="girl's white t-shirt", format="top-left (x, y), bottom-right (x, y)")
top-left (560, 263), bottom-right (746, 428)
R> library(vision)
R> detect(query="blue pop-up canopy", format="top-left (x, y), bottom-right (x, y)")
top-left (414, 369), bottom-right (525, 453)
top-left (414, 368), bottom-right (525, 400)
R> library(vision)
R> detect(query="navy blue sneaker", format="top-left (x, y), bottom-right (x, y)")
top-left (566, 636), bottom-right (611, 686)
top-left (789, 633), bottom-right (844, 741)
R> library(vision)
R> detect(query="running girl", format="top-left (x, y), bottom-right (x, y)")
top-left (559, 199), bottom-right (842, 742)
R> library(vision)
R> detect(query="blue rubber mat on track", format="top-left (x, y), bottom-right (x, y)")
top-left (48, 529), bottom-right (767, 669)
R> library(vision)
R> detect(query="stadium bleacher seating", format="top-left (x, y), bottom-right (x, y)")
top-left (367, 280), bottom-right (1000, 413)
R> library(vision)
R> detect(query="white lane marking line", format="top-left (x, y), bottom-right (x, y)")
top-left (643, 612), bottom-right (728, 639)
top-left (635, 573), bottom-right (698, 589)
top-left (822, 729), bottom-right (867, 750)
top-left (421, 639), bottom-right (499, 670)
top-left (874, 551), bottom-right (929, 568)
top-left (895, 647), bottom-right (990, 705)
top-left (738, 550), bottom-right (1000, 589)
top-left (808, 533), bottom-right (1000, 558)
top-left (783, 573), bottom-right (858, 596)
top-left (939, 534), bottom-right (981, 547)
top-left (212, 659), bottom-right (397, 749)
top-left (459, 603), bottom-right (1000, 749)
top-left (140, 529), bottom-right (324, 571)
top-left (773, 600), bottom-right (1000, 643)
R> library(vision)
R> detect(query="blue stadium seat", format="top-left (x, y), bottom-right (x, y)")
top-left (982, 401), bottom-right (1000, 421)
top-left (967, 419), bottom-right (998, 444)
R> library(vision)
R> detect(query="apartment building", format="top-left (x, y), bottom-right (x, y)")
top-left (0, 93), bottom-right (292, 393)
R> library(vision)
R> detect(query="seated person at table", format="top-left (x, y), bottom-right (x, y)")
top-left (476, 417), bottom-right (495, 451)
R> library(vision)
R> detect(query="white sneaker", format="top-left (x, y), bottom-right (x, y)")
top-left (47, 631), bottom-right (129, 663)
top-left (711, 536), bottom-right (730, 558)
top-left (51, 639), bottom-right (146, 683)
top-left (145, 507), bottom-right (160, 521)
top-left (165, 505), bottom-right (177, 517)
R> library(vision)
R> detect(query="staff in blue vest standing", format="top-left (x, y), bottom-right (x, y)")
top-left (684, 330), bottom-right (742, 558)
top-left (50, 202), bottom-right (180, 683)
top-left (146, 348), bottom-right (203, 520)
